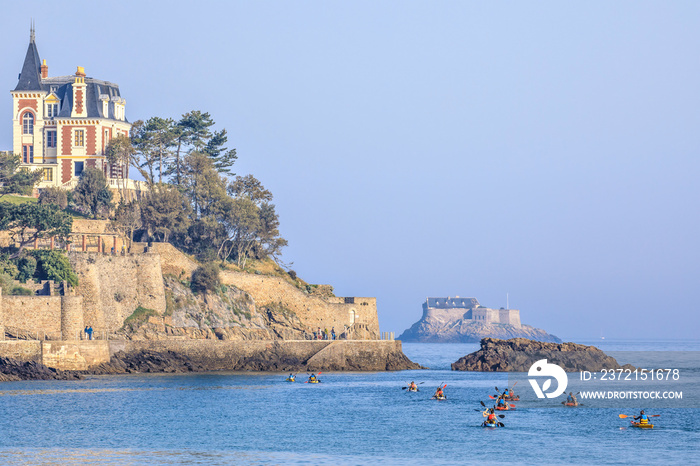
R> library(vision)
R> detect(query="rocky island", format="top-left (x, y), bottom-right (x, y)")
top-left (451, 337), bottom-right (633, 372)
top-left (399, 297), bottom-right (561, 343)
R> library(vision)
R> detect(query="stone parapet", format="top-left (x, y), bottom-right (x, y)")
top-left (41, 340), bottom-right (110, 371)
top-left (0, 340), bottom-right (41, 362)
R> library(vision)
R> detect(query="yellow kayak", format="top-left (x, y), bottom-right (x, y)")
top-left (631, 422), bottom-right (653, 429)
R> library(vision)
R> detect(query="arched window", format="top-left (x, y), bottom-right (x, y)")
top-left (22, 112), bottom-right (34, 134)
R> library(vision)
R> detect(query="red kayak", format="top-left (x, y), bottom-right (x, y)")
top-left (495, 406), bottom-right (514, 411)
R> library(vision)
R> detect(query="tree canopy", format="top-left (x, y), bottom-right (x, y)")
top-left (0, 152), bottom-right (43, 197)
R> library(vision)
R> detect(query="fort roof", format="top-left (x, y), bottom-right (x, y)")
top-left (425, 297), bottom-right (480, 309)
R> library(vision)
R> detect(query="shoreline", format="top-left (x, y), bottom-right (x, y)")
top-left (0, 339), bottom-right (423, 381)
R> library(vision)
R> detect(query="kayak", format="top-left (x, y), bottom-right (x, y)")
top-left (307, 380), bottom-right (320, 384)
top-left (495, 406), bottom-right (513, 411)
top-left (408, 388), bottom-right (419, 392)
top-left (285, 378), bottom-right (295, 382)
top-left (434, 395), bottom-right (446, 400)
top-left (563, 402), bottom-right (578, 407)
top-left (482, 422), bottom-right (498, 428)
top-left (630, 422), bottom-right (653, 429)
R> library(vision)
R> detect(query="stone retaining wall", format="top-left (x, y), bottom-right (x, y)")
top-left (41, 340), bottom-right (110, 371)
top-left (0, 341), bottom-right (41, 362)
top-left (27, 339), bottom-right (407, 371)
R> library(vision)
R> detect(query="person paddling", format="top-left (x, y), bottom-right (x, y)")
top-left (566, 392), bottom-right (578, 406)
top-left (308, 373), bottom-right (317, 383)
top-left (433, 386), bottom-right (445, 399)
top-left (634, 410), bottom-right (649, 425)
top-left (485, 408), bottom-right (497, 425)
top-left (496, 394), bottom-right (509, 409)
top-left (408, 381), bottom-right (418, 392)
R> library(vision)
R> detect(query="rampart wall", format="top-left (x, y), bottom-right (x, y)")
top-left (0, 235), bottom-right (381, 342)
top-left (68, 251), bottom-right (166, 333)
top-left (2, 296), bottom-right (63, 338)
top-left (151, 242), bottom-right (380, 338)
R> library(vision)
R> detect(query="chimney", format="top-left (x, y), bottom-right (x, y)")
top-left (72, 66), bottom-right (87, 118)
top-left (41, 59), bottom-right (48, 79)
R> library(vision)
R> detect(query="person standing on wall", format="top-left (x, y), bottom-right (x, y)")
top-left (87, 326), bottom-right (93, 340)
top-left (331, 327), bottom-right (336, 340)
top-left (84, 326), bottom-right (89, 340)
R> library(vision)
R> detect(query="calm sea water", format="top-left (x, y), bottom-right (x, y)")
top-left (0, 340), bottom-right (698, 465)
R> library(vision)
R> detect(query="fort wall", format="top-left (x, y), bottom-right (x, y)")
top-left (423, 297), bottom-right (522, 328)
top-left (0, 338), bottom-right (408, 371)
top-left (68, 251), bottom-right (167, 333)
top-left (151, 242), bottom-right (380, 338)
top-left (0, 234), bottom-right (381, 342)
top-left (2, 296), bottom-right (63, 339)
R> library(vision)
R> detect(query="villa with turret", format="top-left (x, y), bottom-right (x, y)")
top-left (10, 27), bottom-right (139, 192)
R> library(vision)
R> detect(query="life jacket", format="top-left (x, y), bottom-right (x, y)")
top-left (488, 413), bottom-right (496, 422)
top-left (497, 398), bottom-right (505, 406)
top-left (640, 414), bottom-right (648, 424)
top-left (567, 395), bottom-right (573, 402)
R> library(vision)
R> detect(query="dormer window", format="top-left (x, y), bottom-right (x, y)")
top-left (22, 112), bottom-right (34, 134)
top-left (46, 103), bottom-right (58, 118)
top-left (50, 85), bottom-right (58, 93)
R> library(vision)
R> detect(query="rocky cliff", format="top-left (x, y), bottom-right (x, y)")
top-left (399, 319), bottom-right (561, 343)
top-left (451, 338), bottom-right (633, 372)
top-left (114, 275), bottom-right (310, 341)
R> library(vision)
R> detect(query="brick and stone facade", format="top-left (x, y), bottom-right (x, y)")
top-left (11, 27), bottom-right (134, 192)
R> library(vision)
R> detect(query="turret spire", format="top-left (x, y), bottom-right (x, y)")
top-left (30, 19), bottom-right (35, 43)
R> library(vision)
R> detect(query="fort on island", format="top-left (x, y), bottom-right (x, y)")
top-left (422, 297), bottom-right (521, 327)
top-left (399, 296), bottom-right (560, 343)
top-left (0, 29), bottom-right (415, 375)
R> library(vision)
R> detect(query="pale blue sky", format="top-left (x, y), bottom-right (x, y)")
top-left (2, 1), bottom-right (699, 340)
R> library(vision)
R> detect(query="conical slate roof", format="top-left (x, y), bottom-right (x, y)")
top-left (14, 35), bottom-right (43, 91)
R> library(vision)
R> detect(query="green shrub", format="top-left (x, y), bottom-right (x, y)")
top-left (0, 257), bottom-right (18, 279)
top-left (30, 250), bottom-right (78, 287)
top-left (11, 286), bottom-right (33, 296)
top-left (124, 306), bottom-right (158, 324)
top-left (38, 187), bottom-right (69, 209)
top-left (17, 256), bottom-right (37, 283)
top-left (191, 263), bottom-right (220, 294)
top-left (0, 273), bottom-right (15, 295)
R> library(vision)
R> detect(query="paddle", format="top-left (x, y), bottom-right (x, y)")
top-left (498, 422), bottom-right (505, 427)
top-left (619, 414), bottom-right (660, 419)
top-left (431, 384), bottom-right (447, 400)
top-left (402, 382), bottom-right (425, 390)
top-left (304, 371), bottom-right (322, 383)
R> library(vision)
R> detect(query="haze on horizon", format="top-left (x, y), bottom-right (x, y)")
top-left (1, 1), bottom-right (698, 341)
